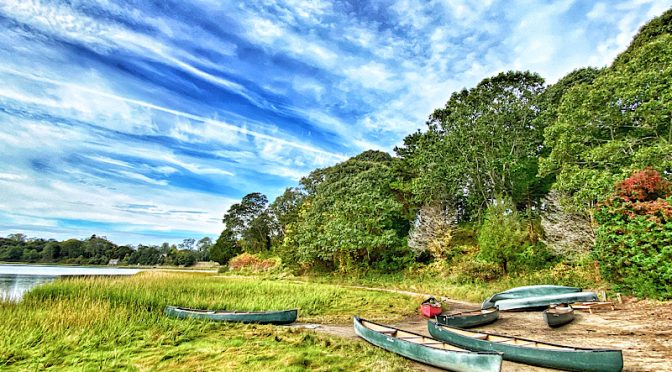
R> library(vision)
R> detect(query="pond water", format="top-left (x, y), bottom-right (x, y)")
top-left (0, 264), bottom-right (140, 301)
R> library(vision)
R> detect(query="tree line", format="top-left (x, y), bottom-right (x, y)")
top-left (210, 10), bottom-right (672, 298)
top-left (0, 233), bottom-right (212, 267)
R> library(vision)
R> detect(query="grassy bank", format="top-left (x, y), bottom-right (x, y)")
top-left (0, 272), bottom-right (417, 370)
top-left (239, 260), bottom-right (607, 304)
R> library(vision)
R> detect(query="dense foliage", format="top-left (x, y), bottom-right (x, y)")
top-left (396, 71), bottom-right (548, 220)
top-left (282, 151), bottom-right (411, 272)
top-left (541, 20), bottom-right (672, 211)
top-left (594, 169), bottom-right (672, 299)
top-left (0, 234), bottom-right (208, 267)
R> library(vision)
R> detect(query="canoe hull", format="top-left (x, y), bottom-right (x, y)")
top-left (164, 306), bottom-right (298, 324)
top-left (436, 308), bottom-right (500, 328)
top-left (428, 322), bottom-right (623, 372)
top-left (482, 285), bottom-right (582, 309)
top-left (495, 292), bottom-right (598, 311)
top-left (421, 303), bottom-right (442, 318)
top-left (544, 308), bottom-right (575, 328)
top-left (354, 317), bottom-right (502, 372)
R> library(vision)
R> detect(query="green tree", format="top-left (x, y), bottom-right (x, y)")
top-left (196, 237), bottom-right (213, 261)
top-left (209, 230), bottom-right (240, 264)
top-left (477, 199), bottom-right (529, 274)
top-left (222, 192), bottom-right (273, 252)
top-left (41, 242), bottom-right (60, 261)
top-left (283, 150), bottom-right (410, 272)
top-left (397, 71), bottom-right (547, 220)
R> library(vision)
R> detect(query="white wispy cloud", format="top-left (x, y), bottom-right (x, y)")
top-left (0, 0), bottom-right (669, 244)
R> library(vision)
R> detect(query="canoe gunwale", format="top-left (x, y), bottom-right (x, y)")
top-left (168, 306), bottom-right (299, 315)
top-left (435, 307), bottom-right (500, 328)
top-left (430, 322), bottom-right (620, 353)
top-left (442, 307), bottom-right (498, 318)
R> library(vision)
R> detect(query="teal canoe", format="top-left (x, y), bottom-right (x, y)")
top-left (494, 292), bottom-right (598, 311)
top-left (436, 307), bottom-right (499, 329)
top-left (481, 285), bottom-right (582, 309)
top-left (164, 306), bottom-right (297, 324)
top-left (543, 305), bottom-right (575, 328)
top-left (428, 321), bottom-right (623, 372)
top-left (354, 317), bottom-right (502, 372)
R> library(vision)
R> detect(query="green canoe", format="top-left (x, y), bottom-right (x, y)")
top-left (481, 285), bottom-right (582, 309)
top-left (494, 292), bottom-right (598, 311)
top-left (436, 307), bottom-right (499, 329)
top-left (354, 317), bottom-right (502, 372)
top-left (164, 306), bottom-right (298, 324)
top-left (543, 305), bottom-right (575, 328)
top-left (428, 321), bottom-right (623, 372)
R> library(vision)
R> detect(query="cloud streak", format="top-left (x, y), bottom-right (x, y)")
top-left (0, 0), bottom-right (669, 244)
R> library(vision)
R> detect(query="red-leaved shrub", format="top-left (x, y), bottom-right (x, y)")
top-left (615, 167), bottom-right (671, 202)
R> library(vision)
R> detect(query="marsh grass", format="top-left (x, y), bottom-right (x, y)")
top-left (297, 262), bottom-right (604, 304)
top-left (0, 272), bottom-right (416, 370)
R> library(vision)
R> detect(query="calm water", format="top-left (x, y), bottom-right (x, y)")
top-left (0, 264), bottom-right (141, 301)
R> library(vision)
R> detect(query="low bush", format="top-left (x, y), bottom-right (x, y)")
top-left (228, 253), bottom-right (281, 273)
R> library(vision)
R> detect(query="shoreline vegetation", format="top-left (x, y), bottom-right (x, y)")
top-left (0, 271), bottom-right (417, 370)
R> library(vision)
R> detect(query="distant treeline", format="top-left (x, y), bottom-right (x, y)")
top-left (0, 233), bottom-right (212, 267)
top-left (210, 10), bottom-right (672, 299)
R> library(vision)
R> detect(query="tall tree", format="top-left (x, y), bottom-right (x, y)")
top-left (283, 150), bottom-right (410, 272)
top-left (397, 71), bottom-right (546, 220)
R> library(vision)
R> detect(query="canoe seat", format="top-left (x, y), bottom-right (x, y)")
top-left (379, 330), bottom-right (396, 335)
top-left (471, 334), bottom-right (488, 340)
top-left (398, 336), bottom-right (423, 340)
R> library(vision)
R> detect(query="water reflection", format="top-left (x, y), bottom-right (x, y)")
top-left (0, 264), bottom-right (141, 301)
top-left (0, 274), bottom-right (56, 301)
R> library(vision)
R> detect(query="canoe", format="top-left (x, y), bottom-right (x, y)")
top-left (353, 317), bottom-right (502, 372)
top-left (495, 292), bottom-right (598, 311)
top-left (421, 297), bottom-right (443, 317)
top-left (481, 285), bottom-right (582, 308)
top-left (164, 306), bottom-right (297, 324)
top-left (421, 302), bottom-right (442, 317)
top-left (428, 321), bottom-right (623, 372)
top-left (436, 307), bottom-right (499, 328)
top-left (544, 305), bottom-right (575, 328)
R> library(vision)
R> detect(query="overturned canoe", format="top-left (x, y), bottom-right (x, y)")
top-left (354, 317), bottom-right (502, 372)
top-left (436, 307), bottom-right (499, 329)
top-left (544, 305), bottom-right (575, 328)
top-left (481, 285), bottom-right (582, 309)
top-left (495, 292), bottom-right (598, 311)
top-left (428, 321), bottom-right (623, 372)
top-left (164, 306), bottom-right (297, 324)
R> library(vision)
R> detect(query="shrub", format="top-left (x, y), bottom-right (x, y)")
top-left (228, 253), bottom-right (280, 273)
top-left (594, 168), bottom-right (672, 299)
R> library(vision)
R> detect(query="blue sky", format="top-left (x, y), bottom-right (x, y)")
top-left (0, 0), bottom-right (669, 245)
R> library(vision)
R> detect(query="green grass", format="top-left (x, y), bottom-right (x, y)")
top-left (0, 272), bottom-right (417, 370)
top-left (294, 261), bottom-right (607, 304)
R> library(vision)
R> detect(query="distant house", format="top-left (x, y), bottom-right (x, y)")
top-left (108, 259), bottom-right (119, 266)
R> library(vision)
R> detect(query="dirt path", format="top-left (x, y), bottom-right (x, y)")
top-left (291, 291), bottom-right (672, 371)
